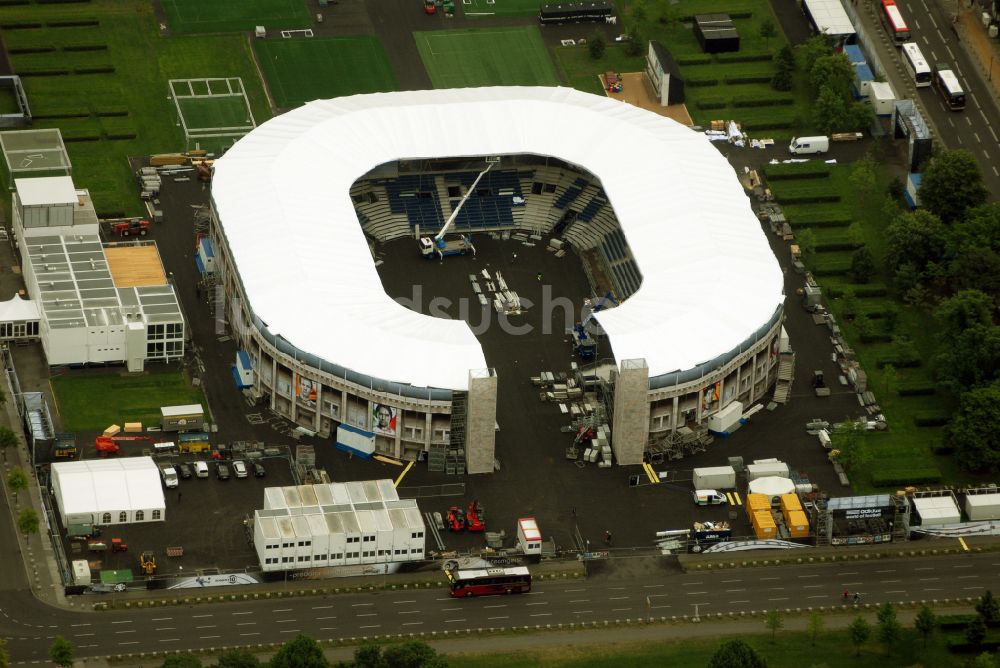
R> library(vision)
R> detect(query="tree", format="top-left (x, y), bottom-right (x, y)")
top-left (884, 209), bottom-right (949, 279)
top-left (972, 652), bottom-right (998, 668)
top-left (772, 46), bottom-right (795, 91)
top-left (813, 84), bottom-right (849, 134)
top-left (848, 247), bottom-right (877, 284)
top-left (832, 420), bottom-right (871, 474)
top-left (967, 615), bottom-right (988, 646)
top-left (948, 381), bottom-right (1000, 472)
top-left (977, 590), bottom-right (1000, 623)
top-left (948, 249), bottom-right (1000, 303)
top-left (759, 19), bottom-right (776, 50)
top-left (588, 31), bottom-right (606, 60)
top-left (707, 639), bottom-right (767, 668)
top-left (807, 611), bottom-right (825, 646)
top-left (353, 644), bottom-right (383, 668)
top-left (624, 29), bottom-right (644, 56)
top-left (935, 325), bottom-right (1000, 392)
top-left (919, 149), bottom-right (989, 224)
top-left (160, 656), bottom-right (203, 668)
top-left (937, 289), bottom-right (995, 336)
top-left (49, 636), bottom-right (74, 666)
top-left (848, 615), bottom-right (871, 657)
top-left (795, 228), bottom-right (817, 257)
top-left (765, 609), bottom-right (783, 642)
top-left (0, 427), bottom-right (17, 462)
top-left (381, 642), bottom-right (447, 668)
top-left (17, 508), bottom-right (38, 539)
top-left (269, 634), bottom-right (328, 668)
top-left (0, 638), bottom-right (10, 668)
top-left (6, 468), bottom-right (27, 505)
top-left (810, 53), bottom-right (855, 97)
top-left (876, 602), bottom-right (902, 656)
top-left (914, 605), bottom-right (937, 648)
top-left (796, 35), bottom-right (832, 74)
top-left (216, 649), bottom-right (261, 668)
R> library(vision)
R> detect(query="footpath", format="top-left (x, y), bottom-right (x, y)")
top-left (955, 2), bottom-right (1000, 101)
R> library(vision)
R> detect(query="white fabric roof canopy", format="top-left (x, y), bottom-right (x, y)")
top-left (52, 457), bottom-right (164, 517)
top-left (213, 87), bottom-right (784, 391)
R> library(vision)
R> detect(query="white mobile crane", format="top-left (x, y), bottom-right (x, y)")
top-left (419, 157), bottom-right (499, 260)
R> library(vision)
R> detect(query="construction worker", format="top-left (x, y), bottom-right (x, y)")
top-left (604, 531), bottom-right (612, 546)
top-left (536, 272), bottom-right (543, 281)
top-left (843, 588), bottom-right (849, 601)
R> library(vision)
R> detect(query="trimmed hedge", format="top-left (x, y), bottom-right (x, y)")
top-left (788, 218), bottom-right (852, 229)
top-left (913, 412), bottom-right (950, 427)
top-left (777, 193), bottom-right (841, 204)
top-left (715, 51), bottom-right (770, 63)
top-left (812, 265), bottom-right (850, 276)
top-left (686, 78), bottom-right (720, 87)
top-left (876, 356), bottom-right (921, 368)
top-left (765, 165), bottom-right (831, 180)
top-left (897, 383), bottom-right (936, 396)
top-left (814, 241), bottom-right (863, 252)
top-left (17, 69), bottom-right (72, 76)
top-left (75, 66), bottom-right (115, 74)
top-left (732, 95), bottom-right (794, 108)
top-left (938, 615), bottom-right (1000, 630)
top-left (859, 333), bottom-right (893, 343)
top-left (946, 639), bottom-right (1000, 654)
top-left (8, 47), bottom-right (55, 54)
top-left (870, 468), bottom-right (943, 486)
top-left (696, 100), bottom-right (728, 110)
top-left (930, 443), bottom-right (955, 455)
top-left (826, 284), bottom-right (888, 298)
top-left (677, 56), bottom-right (712, 66)
top-left (63, 44), bottom-right (108, 52)
top-left (742, 120), bottom-right (793, 131)
top-left (724, 75), bottom-right (773, 84)
top-left (0, 21), bottom-right (42, 28)
top-left (46, 19), bottom-right (99, 27)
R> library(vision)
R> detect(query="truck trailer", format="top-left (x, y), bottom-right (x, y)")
top-left (420, 234), bottom-right (475, 260)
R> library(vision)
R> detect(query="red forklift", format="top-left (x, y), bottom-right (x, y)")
top-left (465, 500), bottom-right (485, 532)
top-left (446, 506), bottom-right (466, 532)
top-left (423, 0), bottom-right (436, 13)
top-left (112, 218), bottom-right (150, 238)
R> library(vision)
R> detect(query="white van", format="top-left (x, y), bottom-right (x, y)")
top-left (788, 136), bottom-right (830, 155)
top-left (693, 489), bottom-right (728, 506)
top-left (194, 461), bottom-right (209, 478)
top-left (160, 465), bottom-right (178, 488)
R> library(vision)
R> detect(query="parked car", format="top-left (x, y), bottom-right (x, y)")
top-left (177, 463), bottom-right (192, 479)
top-left (233, 460), bottom-right (248, 478)
top-left (194, 461), bottom-right (209, 478)
top-left (253, 462), bottom-right (266, 478)
top-left (216, 463), bottom-right (230, 480)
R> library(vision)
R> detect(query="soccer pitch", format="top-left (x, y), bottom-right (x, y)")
top-left (255, 37), bottom-right (398, 109)
top-left (162, 0), bottom-right (310, 34)
top-left (415, 28), bottom-right (559, 88)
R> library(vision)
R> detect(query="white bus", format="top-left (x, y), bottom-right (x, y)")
top-left (934, 65), bottom-right (966, 110)
top-left (880, 0), bottom-right (911, 45)
top-left (901, 42), bottom-right (932, 87)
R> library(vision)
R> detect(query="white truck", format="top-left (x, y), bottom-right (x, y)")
top-left (692, 465), bottom-right (736, 489)
top-left (419, 158), bottom-right (498, 260)
top-left (161, 465), bottom-right (179, 488)
top-left (693, 490), bottom-right (728, 506)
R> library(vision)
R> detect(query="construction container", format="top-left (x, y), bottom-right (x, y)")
top-left (123, 422), bottom-right (143, 433)
top-left (103, 424), bottom-right (121, 437)
top-left (707, 401), bottom-right (744, 436)
top-left (160, 405), bottom-right (205, 432)
top-left (751, 510), bottom-right (776, 539)
top-left (779, 493), bottom-right (802, 517)
top-left (746, 461), bottom-right (790, 481)
top-left (965, 493), bottom-right (1000, 521)
top-left (692, 466), bottom-right (736, 489)
top-left (745, 493), bottom-right (770, 519)
top-left (786, 509), bottom-right (810, 537)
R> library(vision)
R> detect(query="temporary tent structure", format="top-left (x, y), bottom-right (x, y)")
top-left (51, 457), bottom-right (165, 527)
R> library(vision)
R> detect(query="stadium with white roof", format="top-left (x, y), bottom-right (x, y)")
top-left (209, 87), bottom-right (785, 473)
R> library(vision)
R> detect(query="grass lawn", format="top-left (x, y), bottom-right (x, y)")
top-left (444, 626), bottom-right (962, 667)
top-left (162, 0), bottom-right (311, 34)
top-left (414, 27), bottom-right (559, 88)
top-left (176, 95), bottom-right (254, 132)
top-left (461, 0), bottom-right (545, 16)
top-left (554, 44), bottom-right (646, 96)
top-left (254, 37), bottom-right (397, 109)
top-left (2, 0), bottom-right (272, 216)
top-left (766, 162), bottom-right (964, 491)
top-left (50, 370), bottom-right (207, 432)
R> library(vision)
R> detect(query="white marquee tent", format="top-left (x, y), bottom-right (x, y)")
top-left (51, 457), bottom-right (165, 527)
top-left (212, 87), bottom-right (784, 391)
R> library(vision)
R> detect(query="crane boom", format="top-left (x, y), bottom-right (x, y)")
top-left (435, 161), bottom-right (496, 241)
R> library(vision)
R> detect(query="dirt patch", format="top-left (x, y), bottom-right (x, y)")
top-left (599, 71), bottom-right (693, 126)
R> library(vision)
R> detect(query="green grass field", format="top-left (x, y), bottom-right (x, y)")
top-left (554, 44), bottom-right (645, 96)
top-left (415, 27), bottom-right (559, 88)
top-left (51, 370), bottom-right (207, 432)
top-left (444, 625), bottom-right (966, 668)
top-left (162, 0), bottom-right (310, 34)
top-left (255, 37), bottom-right (398, 109)
top-left (461, 0), bottom-right (545, 16)
top-left (177, 96), bottom-right (253, 132)
top-left (2, 0), bottom-right (272, 216)
top-left (767, 162), bottom-right (965, 491)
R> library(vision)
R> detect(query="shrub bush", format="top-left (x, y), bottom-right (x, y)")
top-left (870, 468), bottom-right (943, 486)
top-left (913, 412), bottom-right (950, 427)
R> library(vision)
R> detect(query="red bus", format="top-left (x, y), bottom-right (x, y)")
top-left (446, 566), bottom-right (531, 597)
top-left (881, 0), bottom-right (911, 45)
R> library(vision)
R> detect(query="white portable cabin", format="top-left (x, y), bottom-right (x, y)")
top-left (160, 404), bottom-right (205, 432)
top-left (746, 460), bottom-right (790, 481)
top-left (912, 495), bottom-right (961, 526)
top-left (517, 517), bottom-right (543, 556)
top-left (869, 81), bottom-right (897, 116)
top-left (965, 492), bottom-right (1000, 521)
top-left (72, 559), bottom-right (91, 586)
top-left (707, 401), bottom-right (743, 435)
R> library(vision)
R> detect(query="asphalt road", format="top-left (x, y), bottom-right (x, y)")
top-left (3, 547), bottom-right (998, 662)
top-left (859, 0), bottom-right (1000, 194)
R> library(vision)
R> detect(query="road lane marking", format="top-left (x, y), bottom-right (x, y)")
top-left (196, 625), bottom-right (216, 629)
top-left (885, 590), bottom-right (907, 594)
top-left (360, 625), bottom-right (381, 629)
top-left (236, 622), bottom-right (256, 626)
top-left (357, 613), bottom-right (377, 617)
top-left (919, 578), bottom-right (939, 581)
top-left (240, 632), bottom-right (260, 636)
top-left (233, 612), bottom-right (253, 615)
top-left (530, 613), bottom-right (552, 617)
top-left (759, 577), bottom-right (780, 581)
top-left (798, 574), bottom-right (819, 578)
top-left (442, 608), bottom-right (462, 612)
top-left (115, 630), bottom-right (136, 634)
top-left (155, 627), bottom-right (175, 631)
top-left (565, 588), bottom-right (585, 592)
top-left (402, 622), bottom-right (424, 626)
top-left (118, 641), bottom-right (139, 646)
top-left (730, 600), bottom-right (750, 604)
top-left (192, 614), bottom-right (213, 618)
top-left (721, 579), bottom-right (742, 583)
top-left (958, 575), bottom-right (978, 579)
top-left (150, 618), bottom-right (170, 622)
top-left (312, 605), bottom-right (334, 609)
top-left (569, 599), bottom-right (589, 603)
top-left (572, 610), bottom-right (592, 615)
top-left (353, 603), bottom-right (375, 607)
top-left (70, 624), bottom-right (91, 627)
top-left (320, 627), bottom-right (337, 631)
top-left (643, 584), bottom-right (665, 588)
top-left (612, 608), bottom-right (632, 612)
top-left (768, 597), bottom-right (789, 601)
top-left (159, 639), bottom-right (179, 643)
top-left (273, 608), bottom-right (293, 612)
top-left (875, 570), bottom-right (895, 574)
top-left (609, 596), bottom-right (629, 600)
top-left (279, 629), bottom-right (301, 634)
top-left (111, 621), bottom-right (134, 625)
top-left (276, 619), bottom-right (297, 623)
top-left (316, 616), bottom-right (337, 620)
top-left (487, 616), bottom-right (509, 620)
top-left (965, 586), bottom-right (985, 590)
top-left (484, 604), bottom-right (507, 609)
top-left (200, 635), bottom-right (221, 640)
top-left (398, 610), bottom-right (421, 615)
top-left (73, 633), bottom-right (95, 637)
top-left (396, 600), bottom-right (416, 604)
top-left (526, 602), bottom-right (548, 606)
top-left (444, 618), bottom-right (466, 623)
top-left (915, 567), bottom-right (934, 571)
top-left (681, 582), bottom-right (704, 586)
top-left (726, 588), bottom-right (746, 592)
top-left (808, 596), bottom-right (826, 599)
top-left (686, 592), bottom-right (708, 595)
